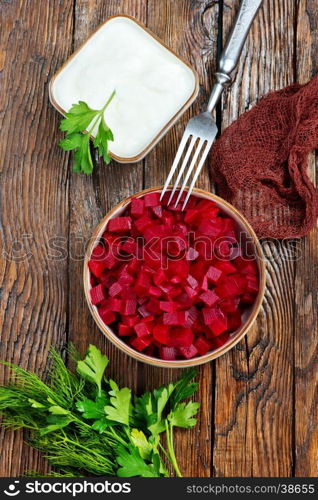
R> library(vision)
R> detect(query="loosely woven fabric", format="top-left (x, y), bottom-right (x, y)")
top-left (211, 74), bottom-right (318, 239)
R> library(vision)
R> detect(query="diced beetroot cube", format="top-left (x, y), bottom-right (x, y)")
top-left (228, 311), bottom-right (242, 332)
top-left (153, 269), bottom-right (167, 286)
top-left (135, 274), bottom-right (151, 296)
top-left (138, 303), bottom-right (151, 318)
top-left (187, 274), bottom-right (199, 289)
top-left (234, 257), bottom-right (258, 275)
top-left (166, 285), bottom-right (183, 299)
top-left (98, 308), bottom-right (116, 325)
top-left (118, 272), bottom-right (134, 286)
top-left (121, 288), bottom-right (137, 300)
top-left (142, 315), bottom-right (155, 323)
top-left (171, 275), bottom-right (182, 284)
top-left (118, 324), bottom-right (133, 336)
top-left (88, 259), bottom-right (108, 278)
top-left (206, 265), bottom-right (223, 284)
top-left (159, 301), bottom-right (177, 313)
top-left (149, 286), bottom-right (162, 298)
top-left (167, 260), bottom-right (189, 279)
top-left (178, 345), bottom-right (198, 359)
top-left (127, 257), bottom-right (140, 274)
top-left (131, 197), bottom-right (145, 217)
top-left (123, 315), bottom-right (140, 327)
top-left (168, 327), bottom-right (194, 348)
top-left (90, 284), bottom-right (107, 305)
top-left (184, 306), bottom-right (199, 327)
top-left (204, 308), bottom-right (228, 337)
top-left (186, 247), bottom-right (199, 261)
top-left (185, 286), bottom-right (198, 300)
top-left (144, 192), bottom-right (160, 207)
top-left (134, 215), bottom-right (153, 232)
top-left (122, 239), bottom-right (137, 255)
top-left (109, 282), bottom-right (122, 297)
top-left (159, 346), bottom-right (177, 360)
top-left (229, 246), bottom-right (243, 260)
top-left (109, 297), bottom-right (123, 313)
top-left (143, 250), bottom-right (162, 270)
top-left (219, 297), bottom-right (240, 313)
top-left (213, 260), bottom-right (236, 275)
top-left (246, 275), bottom-right (259, 294)
top-left (91, 243), bottom-right (107, 260)
top-left (210, 332), bottom-right (230, 350)
top-left (123, 299), bottom-right (137, 316)
top-left (201, 275), bottom-right (209, 291)
top-left (216, 273), bottom-right (247, 298)
top-left (199, 289), bottom-right (220, 307)
top-left (165, 235), bottom-right (187, 257)
top-left (146, 299), bottom-right (161, 315)
top-left (131, 335), bottom-right (153, 352)
top-left (134, 322), bottom-right (152, 337)
top-left (198, 219), bottom-right (223, 237)
top-left (108, 216), bottom-right (132, 233)
top-left (163, 311), bottom-right (187, 326)
top-left (153, 325), bottom-right (170, 345)
top-left (151, 205), bottom-right (163, 218)
top-left (194, 336), bottom-right (211, 356)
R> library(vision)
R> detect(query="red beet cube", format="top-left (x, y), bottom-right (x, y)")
top-left (144, 192), bottom-right (160, 207)
top-left (228, 311), bottom-right (242, 332)
top-left (151, 205), bottom-right (163, 218)
top-left (109, 297), bottom-right (123, 313)
top-left (88, 259), bottom-right (108, 278)
top-left (213, 260), bottom-right (236, 275)
top-left (163, 311), bottom-right (187, 326)
top-left (210, 332), bottom-right (230, 350)
top-left (246, 275), bottom-right (259, 294)
top-left (109, 282), bottom-right (122, 297)
top-left (134, 322), bottom-right (152, 337)
top-left (206, 265), bottom-right (223, 284)
top-left (187, 274), bottom-right (199, 289)
top-left (184, 306), bottom-right (199, 327)
top-left (186, 247), bottom-right (199, 261)
top-left (153, 269), bottom-right (167, 286)
top-left (123, 299), bottom-right (137, 316)
top-left (153, 325), bottom-right (170, 344)
top-left (118, 324), bottom-right (133, 336)
top-left (149, 286), bottom-right (162, 298)
top-left (90, 284), bottom-right (107, 305)
top-left (168, 327), bottom-right (194, 348)
top-left (108, 216), bottom-right (132, 233)
top-left (178, 345), bottom-right (198, 359)
top-left (194, 336), bottom-right (211, 356)
top-left (98, 308), bottom-right (116, 325)
top-left (234, 257), bottom-right (258, 275)
top-left (134, 215), bottom-right (153, 232)
top-left (159, 346), bottom-right (177, 360)
top-left (219, 297), bottom-right (240, 313)
top-left (199, 289), bottom-right (220, 307)
top-left (131, 197), bottom-right (144, 217)
top-left (122, 239), bottom-right (137, 255)
top-left (123, 315), bottom-right (140, 327)
top-left (216, 273), bottom-right (247, 298)
top-left (131, 335), bottom-right (153, 352)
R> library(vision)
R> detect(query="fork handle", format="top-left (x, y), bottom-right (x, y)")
top-left (207, 0), bottom-right (263, 113)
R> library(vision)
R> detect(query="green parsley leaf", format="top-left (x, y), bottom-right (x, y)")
top-left (170, 368), bottom-right (198, 409)
top-left (58, 92), bottom-right (115, 174)
top-left (76, 345), bottom-right (109, 396)
top-left (105, 380), bottom-right (131, 426)
top-left (168, 401), bottom-right (199, 428)
top-left (76, 394), bottom-right (108, 419)
top-left (130, 429), bottom-right (153, 460)
top-left (116, 445), bottom-right (160, 477)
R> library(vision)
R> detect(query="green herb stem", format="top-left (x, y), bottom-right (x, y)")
top-left (165, 421), bottom-right (182, 478)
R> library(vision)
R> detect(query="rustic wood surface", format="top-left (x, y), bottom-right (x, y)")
top-left (0, 0), bottom-right (317, 477)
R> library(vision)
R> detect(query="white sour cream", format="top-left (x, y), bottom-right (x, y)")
top-left (50, 16), bottom-right (198, 160)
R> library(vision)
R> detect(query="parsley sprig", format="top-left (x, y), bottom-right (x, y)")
top-left (59, 91), bottom-right (115, 174)
top-left (0, 344), bottom-right (199, 477)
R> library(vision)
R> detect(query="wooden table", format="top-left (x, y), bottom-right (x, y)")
top-left (0, 0), bottom-right (317, 477)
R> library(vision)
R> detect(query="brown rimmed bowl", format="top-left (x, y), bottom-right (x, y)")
top-left (83, 187), bottom-right (266, 368)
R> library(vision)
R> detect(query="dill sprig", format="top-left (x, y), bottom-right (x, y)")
top-left (0, 344), bottom-right (199, 477)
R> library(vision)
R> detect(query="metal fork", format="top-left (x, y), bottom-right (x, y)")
top-left (161, 0), bottom-right (263, 209)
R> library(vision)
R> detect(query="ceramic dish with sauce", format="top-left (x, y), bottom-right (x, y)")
top-left (49, 15), bottom-right (199, 163)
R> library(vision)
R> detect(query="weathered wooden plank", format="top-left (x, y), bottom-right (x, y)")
top-left (143, 0), bottom-right (219, 477)
top-left (0, 0), bottom-right (74, 476)
top-left (213, 0), bottom-right (295, 476)
top-left (294, 0), bottom-right (318, 477)
top-left (68, 0), bottom-right (146, 390)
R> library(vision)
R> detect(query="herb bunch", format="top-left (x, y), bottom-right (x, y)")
top-left (0, 344), bottom-right (199, 477)
top-left (59, 92), bottom-right (115, 174)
